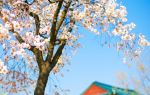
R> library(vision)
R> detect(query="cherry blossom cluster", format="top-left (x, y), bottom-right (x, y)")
top-left (112, 22), bottom-right (136, 41)
top-left (53, 55), bottom-right (71, 74)
top-left (59, 26), bottom-right (79, 46)
top-left (0, 60), bottom-right (8, 74)
top-left (138, 34), bottom-right (150, 47)
top-left (22, 32), bottom-right (48, 51)
top-left (0, 24), bottom-right (10, 40)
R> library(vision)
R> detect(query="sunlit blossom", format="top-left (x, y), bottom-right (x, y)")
top-left (0, 60), bottom-right (8, 74)
top-left (138, 34), bottom-right (150, 47)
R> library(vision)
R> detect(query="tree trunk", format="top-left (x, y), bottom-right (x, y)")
top-left (34, 68), bottom-right (50, 95)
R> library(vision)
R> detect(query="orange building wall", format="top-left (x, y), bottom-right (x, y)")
top-left (83, 84), bottom-right (107, 95)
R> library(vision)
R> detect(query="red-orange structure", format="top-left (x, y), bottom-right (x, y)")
top-left (82, 81), bottom-right (139, 95)
top-left (83, 84), bottom-right (107, 95)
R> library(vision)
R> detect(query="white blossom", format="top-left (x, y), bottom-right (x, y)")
top-left (0, 60), bottom-right (8, 74)
top-left (138, 34), bottom-right (150, 47)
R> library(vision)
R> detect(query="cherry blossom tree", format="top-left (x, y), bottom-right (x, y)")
top-left (0, 0), bottom-right (149, 95)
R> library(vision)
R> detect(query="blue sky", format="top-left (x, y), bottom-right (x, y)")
top-left (48, 0), bottom-right (150, 95)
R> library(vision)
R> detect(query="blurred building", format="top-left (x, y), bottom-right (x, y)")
top-left (81, 81), bottom-right (139, 95)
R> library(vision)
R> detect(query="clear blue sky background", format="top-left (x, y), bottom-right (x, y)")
top-left (48, 0), bottom-right (150, 95)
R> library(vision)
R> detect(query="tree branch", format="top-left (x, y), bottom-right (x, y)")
top-left (10, 17), bottom-right (43, 67)
top-left (46, 0), bottom-right (72, 63)
top-left (51, 40), bottom-right (66, 68)
top-left (47, 0), bottom-right (62, 4)
top-left (32, 48), bottom-right (44, 69)
top-left (50, 20), bottom-right (75, 71)
top-left (28, 12), bottom-right (44, 67)
top-left (46, 0), bottom-right (64, 62)
top-left (11, 29), bottom-right (24, 43)
top-left (56, 0), bottom-right (71, 32)
top-left (29, 12), bottom-right (40, 35)
top-left (11, 28), bottom-right (43, 66)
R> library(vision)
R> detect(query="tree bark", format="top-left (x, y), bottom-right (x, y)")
top-left (34, 65), bottom-right (50, 95)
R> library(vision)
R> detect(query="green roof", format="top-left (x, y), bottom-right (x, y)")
top-left (82, 81), bottom-right (140, 95)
